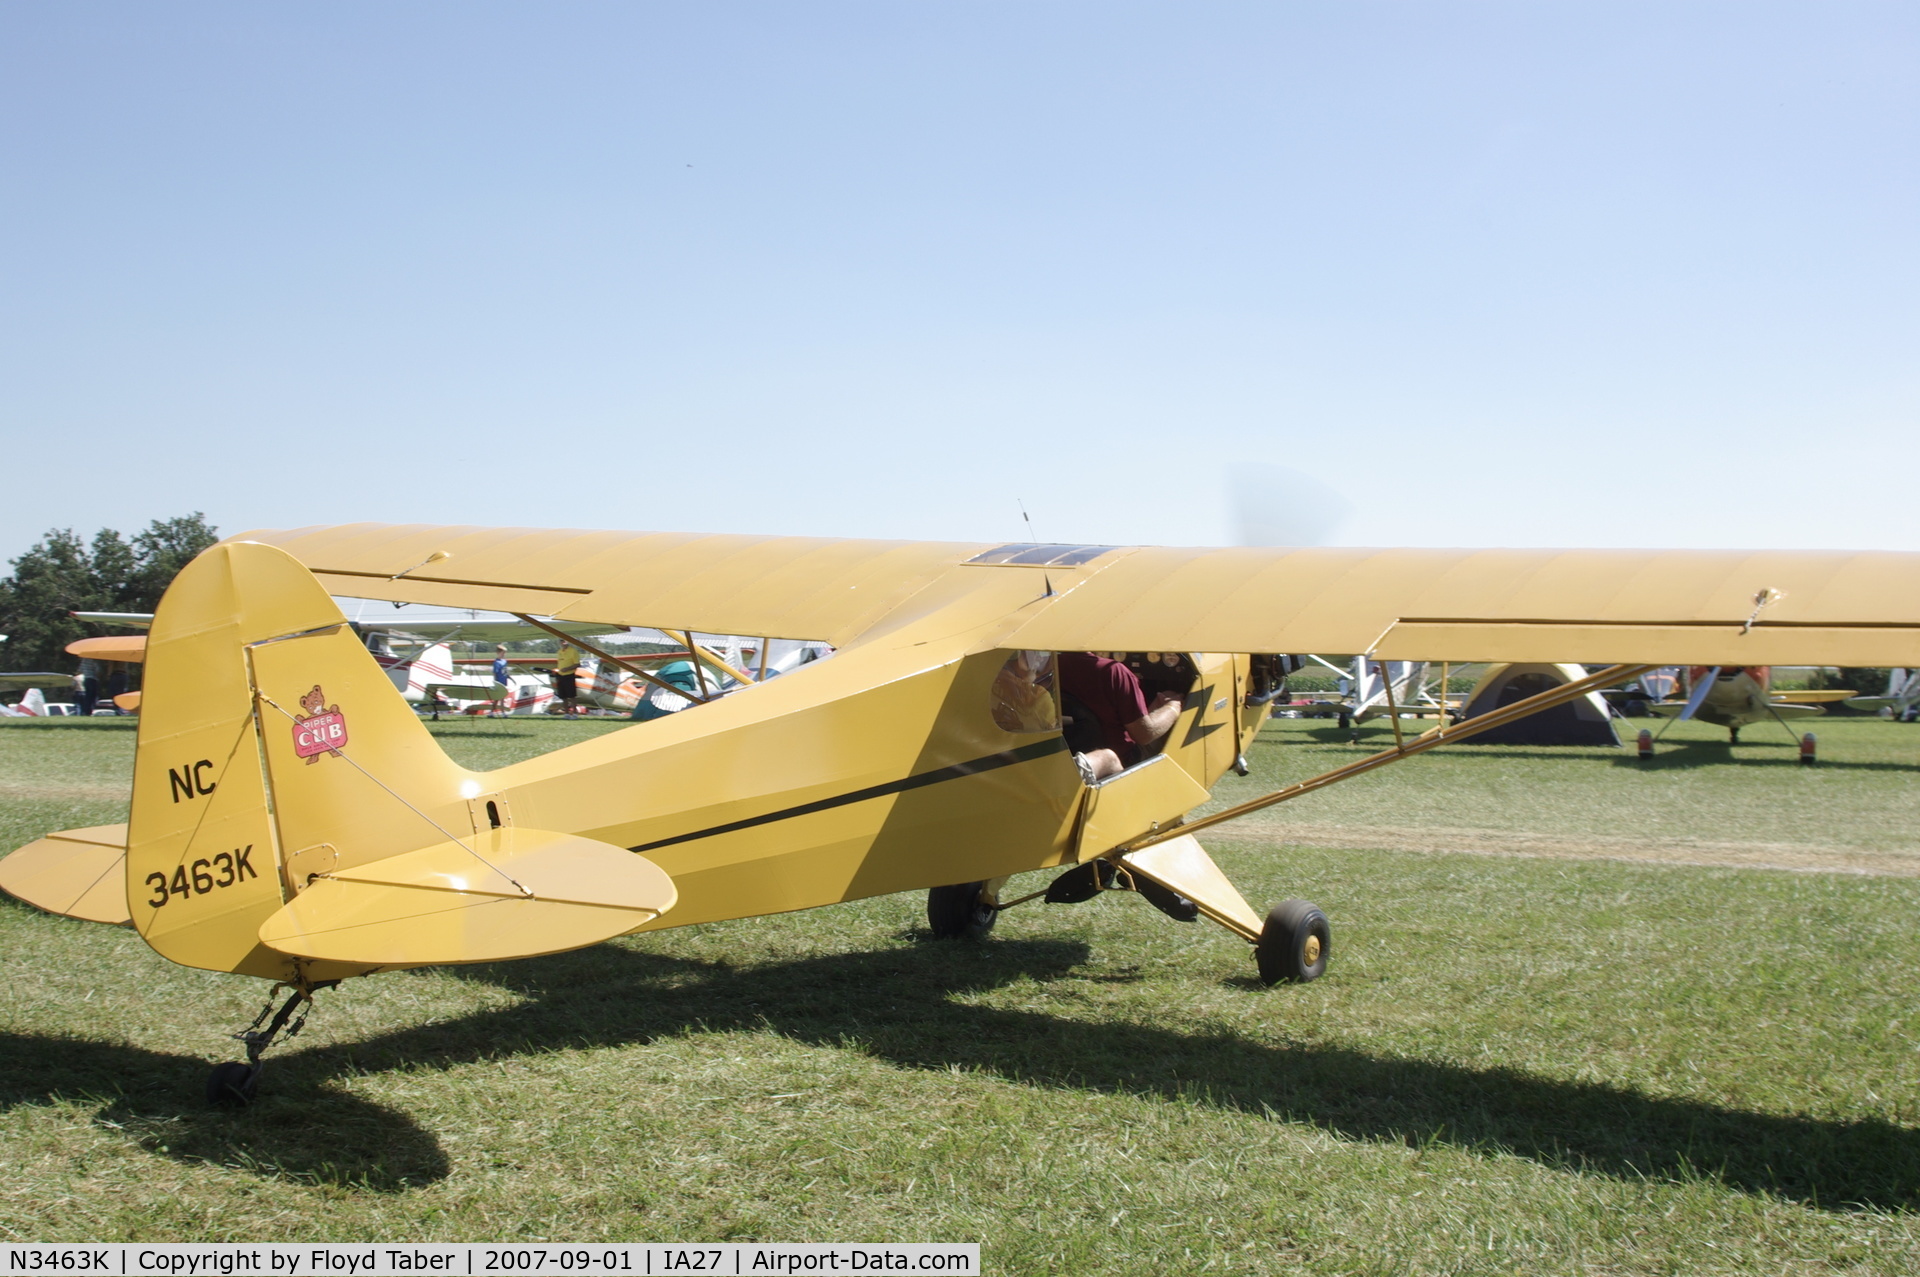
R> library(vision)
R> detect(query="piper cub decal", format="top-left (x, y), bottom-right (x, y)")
top-left (291, 684), bottom-right (349, 762)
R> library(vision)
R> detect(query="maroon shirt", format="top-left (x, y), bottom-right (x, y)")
top-left (1057, 652), bottom-right (1151, 764)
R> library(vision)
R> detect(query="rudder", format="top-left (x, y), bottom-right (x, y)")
top-left (128, 541), bottom-right (474, 978)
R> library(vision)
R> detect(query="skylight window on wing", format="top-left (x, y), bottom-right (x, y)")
top-left (964, 543), bottom-right (1114, 567)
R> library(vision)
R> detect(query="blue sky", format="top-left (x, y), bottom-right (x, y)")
top-left (3, 2), bottom-right (1914, 558)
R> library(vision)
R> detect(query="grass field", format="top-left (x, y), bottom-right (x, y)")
top-left (2, 714), bottom-right (1918, 1274)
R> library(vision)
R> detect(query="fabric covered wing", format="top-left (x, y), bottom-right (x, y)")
top-left (1005, 547), bottom-right (1920, 665)
top-left (232, 528), bottom-right (1920, 665)
top-left (233, 524), bottom-right (993, 646)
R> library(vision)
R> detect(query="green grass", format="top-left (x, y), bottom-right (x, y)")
top-left (1214, 715), bottom-right (1920, 871)
top-left (2, 716), bottom-right (1919, 1272)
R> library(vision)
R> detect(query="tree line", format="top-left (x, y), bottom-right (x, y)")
top-left (0, 514), bottom-right (219, 672)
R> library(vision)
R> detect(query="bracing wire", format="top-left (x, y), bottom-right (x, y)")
top-left (254, 693), bottom-right (532, 897)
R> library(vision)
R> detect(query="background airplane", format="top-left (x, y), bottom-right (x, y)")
top-left (1847, 668), bottom-right (1919, 722)
top-left (1646, 666), bottom-right (1824, 742)
top-left (0, 686), bottom-right (55, 717)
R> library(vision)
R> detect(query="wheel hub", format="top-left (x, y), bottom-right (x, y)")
top-left (1302, 934), bottom-right (1322, 965)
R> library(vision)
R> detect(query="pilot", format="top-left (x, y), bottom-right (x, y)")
top-left (1057, 651), bottom-right (1183, 782)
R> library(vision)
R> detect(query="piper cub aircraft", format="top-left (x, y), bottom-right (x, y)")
top-left (4, 525), bottom-right (1917, 1106)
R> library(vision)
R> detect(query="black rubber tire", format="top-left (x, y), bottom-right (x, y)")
top-left (1337, 710), bottom-right (1352, 730)
top-left (206, 1061), bottom-right (259, 1108)
top-left (1256, 899), bottom-right (1331, 986)
top-left (926, 881), bottom-right (997, 940)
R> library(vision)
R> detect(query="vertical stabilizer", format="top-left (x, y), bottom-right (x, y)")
top-left (128, 541), bottom-right (474, 978)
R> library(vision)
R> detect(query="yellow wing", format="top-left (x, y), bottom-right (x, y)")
top-left (235, 523), bottom-right (995, 647)
top-left (1002, 546), bottom-right (1920, 665)
top-left (234, 526), bottom-right (1920, 665)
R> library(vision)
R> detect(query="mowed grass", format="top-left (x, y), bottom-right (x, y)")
top-left (1212, 715), bottom-right (1920, 864)
top-left (2, 716), bottom-right (1919, 1273)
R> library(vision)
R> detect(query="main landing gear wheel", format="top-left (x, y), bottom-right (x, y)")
top-left (206, 1061), bottom-right (260, 1108)
top-left (1256, 898), bottom-right (1331, 986)
top-left (927, 881), bottom-right (998, 940)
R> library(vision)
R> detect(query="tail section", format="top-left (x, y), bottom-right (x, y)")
top-left (128, 541), bottom-right (672, 981)
top-left (395, 641), bottom-right (454, 701)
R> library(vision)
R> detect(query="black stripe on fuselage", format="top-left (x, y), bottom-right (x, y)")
top-left (628, 735), bottom-right (1071, 854)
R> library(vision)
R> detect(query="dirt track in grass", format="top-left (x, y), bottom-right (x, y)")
top-left (1224, 819), bottom-right (1920, 876)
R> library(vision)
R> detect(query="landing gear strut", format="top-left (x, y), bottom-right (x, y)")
top-left (206, 980), bottom-right (336, 1107)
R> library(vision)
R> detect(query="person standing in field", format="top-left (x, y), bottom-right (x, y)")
top-left (491, 645), bottom-right (510, 717)
top-left (553, 642), bottom-right (582, 718)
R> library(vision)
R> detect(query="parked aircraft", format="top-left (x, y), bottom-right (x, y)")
top-left (1848, 668), bottom-right (1920, 722)
top-left (0, 687), bottom-right (53, 717)
top-left (1646, 666), bottom-right (1825, 742)
top-left (3, 526), bottom-right (1916, 1106)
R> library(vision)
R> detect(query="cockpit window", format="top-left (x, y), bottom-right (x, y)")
top-left (990, 650), bottom-right (1061, 733)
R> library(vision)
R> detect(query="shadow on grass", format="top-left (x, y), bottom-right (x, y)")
top-left (0, 1033), bottom-right (448, 1191)
top-left (274, 940), bottom-right (1920, 1213)
top-left (1608, 743), bottom-right (1919, 773)
top-left (1259, 728), bottom-right (1918, 772)
top-left (11, 939), bottom-right (1915, 1207)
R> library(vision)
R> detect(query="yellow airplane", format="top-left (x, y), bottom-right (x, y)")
top-left (3, 527), bottom-right (1917, 1105)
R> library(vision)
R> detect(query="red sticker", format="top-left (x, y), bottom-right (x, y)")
top-left (291, 685), bottom-right (349, 761)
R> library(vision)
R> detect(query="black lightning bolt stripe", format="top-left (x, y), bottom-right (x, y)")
top-left (628, 736), bottom-right (1070, 854)
top-left (1180, 684), bottom-right (1225, 748)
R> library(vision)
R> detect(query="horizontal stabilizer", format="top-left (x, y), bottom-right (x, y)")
top-left (0, 824), bottom-right (132, 925)
top-left (258, 827), bottom-right (676, 965)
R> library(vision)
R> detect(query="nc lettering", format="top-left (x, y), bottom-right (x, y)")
top-left (168, 759), bottom-right (218, 803)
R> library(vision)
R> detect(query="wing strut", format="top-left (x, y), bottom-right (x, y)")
top-left (1122, 663), bottom-right (1657, 856)
top-left (512, 614), bottom-right (716, 705)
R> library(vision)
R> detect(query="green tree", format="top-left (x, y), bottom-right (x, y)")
top-left (128, 513), bottom-right (218, 610)
top-left (90, 528), bottom-right (138, 610)
top-left (0, 513), bottom-right (219, 673)
top-left (0, 529), bottom-right (105, 672)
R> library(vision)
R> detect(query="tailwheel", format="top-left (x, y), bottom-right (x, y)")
top-left (204, 979), bottom-right (337, 1107)
top-left (1256, 898), bottom-right (1331, 985)
top-left (926, 881), bottom-right (998, 940)
top-left (206, 1061), bottom-right (260, 1108)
